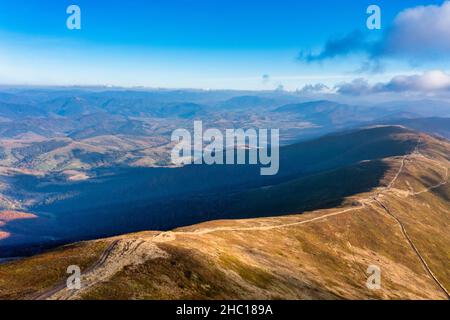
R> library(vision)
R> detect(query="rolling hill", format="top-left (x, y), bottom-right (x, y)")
top-left (0, 126), bottom-right (423, 254)
top-left (379, 117), bottom-right (450, 139)
top-left (274, 100), bottom-right (381, 126)
top-left (0, 128), bottom-right (448, 300)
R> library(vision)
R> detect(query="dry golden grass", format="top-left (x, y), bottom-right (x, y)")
top-left (0, 132), bottom-right (448, 300)
top-left (0, 240), bottom-right (108, 299)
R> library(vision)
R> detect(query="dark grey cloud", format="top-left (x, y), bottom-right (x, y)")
top-left (298, 31), bottom-right (373, 63)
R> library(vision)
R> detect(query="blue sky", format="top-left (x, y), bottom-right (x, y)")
top-left (0, 0), bottom-right (448, 90)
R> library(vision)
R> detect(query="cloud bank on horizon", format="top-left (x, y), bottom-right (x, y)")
top-left (335, 71), bottom-right (450, 95)
top-left (0, 0), bottom-right (449, 94)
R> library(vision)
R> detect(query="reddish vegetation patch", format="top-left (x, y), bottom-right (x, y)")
top-left (0, 211), bottom-right (37, 242)
top-left (0, 211), bottom-right (37, 222)
top-left (0, 231), bottom-right (11, 240)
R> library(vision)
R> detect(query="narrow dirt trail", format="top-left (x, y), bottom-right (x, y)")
top-left (374, 198), bottom-right (450, 299)
top-left (44, 238), bottom-right (168, 300)
top-left (33, 240), bottom-right (120, 300)
top-left (370, 138), bottom-right (449, 299)
top-left (40, 138), bottom-right (449, 300)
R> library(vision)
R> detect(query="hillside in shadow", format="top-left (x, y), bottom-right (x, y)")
top-left (0, 126), bottom-right (417, 256)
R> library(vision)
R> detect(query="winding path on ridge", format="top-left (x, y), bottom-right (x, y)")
top-left (39, 138), bottom-right (450, 300)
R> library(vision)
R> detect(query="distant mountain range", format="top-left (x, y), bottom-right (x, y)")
top-left (0, 88), bottom-right (449, 174)
top-left (0, 88), bottom-right (449, 301)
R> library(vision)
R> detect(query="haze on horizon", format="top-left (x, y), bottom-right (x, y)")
top-left (0, 0), bottom-right (449, 97)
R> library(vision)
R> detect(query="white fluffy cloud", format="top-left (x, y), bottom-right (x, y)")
top-left (334, 70), bottom-right (450, 95)
top-left (334, 78), bottom-right (372, 95)
top-left (296, 83), bottom-right (334, 95)
top-left (382, 71), bottom-right (450, 92)
top-left (380, 1), bottom-right (450, 60)
top-left (300, 1), bottom-right (450, 65)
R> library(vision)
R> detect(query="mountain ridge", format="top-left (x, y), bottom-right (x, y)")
top-left (0, 128), bottom-right (448, 300)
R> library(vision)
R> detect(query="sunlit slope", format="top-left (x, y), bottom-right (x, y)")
top-left (0, 129), bottom-right (448, 300)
